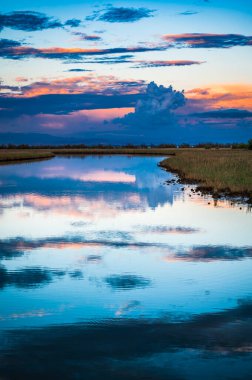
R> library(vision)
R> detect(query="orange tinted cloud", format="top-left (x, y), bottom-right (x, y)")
top-left (78, 108), bottom-right (134, 120)
top-left (12, 74), bottom-right (145, 97)
top-left (186, 84), bottom-right (252, 111)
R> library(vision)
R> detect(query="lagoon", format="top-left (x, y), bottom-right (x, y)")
top-left (0, 155), bottom-right (252, 379)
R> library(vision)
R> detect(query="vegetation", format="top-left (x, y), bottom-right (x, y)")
top-left (160, 149), bottom-right (252, 200)
top-left (51, 147), bottom-right (176, 156)
top-left (0, 149), bottom-right (55, 163)
top-left (0, 142), bottom-right (251, 201)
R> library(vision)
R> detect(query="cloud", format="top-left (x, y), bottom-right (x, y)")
top-left (132, 60), bottom-right (205, 68)
top-left (162, 33), bottom-right (252, 48)
top-left (0, 38), bottom-right (22, 49)
top-left (64, 18), bottom-right (82, 28)
top-left (83, 54), bottom-right (135, 64)
top-left (178, 11), bottom-right (199, 16)
top-left (72, 32), bottom-right (102, 41)
top-left (0, 11), bottom-right (62, 31)
top-left (185, 84), bottom-right (252, 112)
top-left (86, 6), bottom-right (155, 23)
top-left (15, 76), bottom-right (29, 83)
top-left (66, 68), bottom-right (93, 72)
top-left (0, 40), bottom-right (165, 60)
top-left (0, 74), bottom-right (146, 98)
top-left (115, 81), bottom-right (186, 133)
top-left (192, 109), bottom-right (252, 119)
top-left (0, 93), bottom-right (139, 119)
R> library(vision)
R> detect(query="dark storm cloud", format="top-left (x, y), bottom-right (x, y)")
top-left (193, 109), bottom-right (252, 118)
top-left (133, 60), bottom-right (204, 68)
top-left (64, 18), bottom-right (82, 27)
top-left (86, 6), bottom-right (155, 23)
top-left (0, 93), bottom-right (140, 117)
top-left (115, 81), bottom-right (186, 130)
top-left (163, 33), bottom-right (252, 48)
top-left (0, 11), bottom-right (62, 31)
top-left (0, 300), bottom-right (252, 379)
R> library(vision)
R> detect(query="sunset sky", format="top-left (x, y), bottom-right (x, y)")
top-left (0, 0), bottom-right (252, 144)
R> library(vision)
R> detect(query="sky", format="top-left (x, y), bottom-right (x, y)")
top-left (0, 0), bottom-right (252, 144)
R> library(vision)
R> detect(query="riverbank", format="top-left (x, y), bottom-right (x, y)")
top-left (0, 148), bottom-right (175, 163)
top-left (160, 149), bottom-right (252, 203)
top-left (0, 147), bottom-right (251, 203)
top-left (0, 149), bottom-right (55, 163)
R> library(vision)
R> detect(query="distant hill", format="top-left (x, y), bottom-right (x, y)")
top-left (0, 133), bottom-right (81, 146)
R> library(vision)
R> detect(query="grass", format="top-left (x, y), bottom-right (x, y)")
top-left (160, 149), bottom-right (252, 199)
top-left (0, 149), bottom-right (55, 163)
top-left (0, 147), bottom-right (251, 200)
top-left (51, 147), bottom-right (176, 156)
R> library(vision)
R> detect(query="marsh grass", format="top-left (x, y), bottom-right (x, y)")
top-left (51, 147), bottom-right (176, 156)
top-left (0, 150), bottom-right (55, 163)
top-left (160, 149), bottom-right (252, 196)
top-left (1, 147), bottom-right (251, 199)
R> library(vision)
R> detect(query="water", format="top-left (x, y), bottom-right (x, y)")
top-left (0, 155), bottom-right (251, 379)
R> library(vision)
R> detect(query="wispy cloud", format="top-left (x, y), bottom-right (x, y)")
top-left (178, 11), bottom-right (199, 16)
top-left (132, 60), bottom-right (205, 68)
top-left (86, 6), bottom-right (155, 23)
top-left (192, 109), bottom-right (252, 119)
top-left (66, 68), bottom-right (93, 72)
top-left (83, 55), bottom-right (135, 64)
top-left (72, 32), bottom-right (102, 41)
top-left (0, 39), bottom-right (165, 60)
top-left (162, 33), bottom-right (252, 48)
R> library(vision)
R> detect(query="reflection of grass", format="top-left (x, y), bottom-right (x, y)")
top-left (0, 149), bottom-right (55, 163)
top-left (160, 149), bottom-right (252, 198)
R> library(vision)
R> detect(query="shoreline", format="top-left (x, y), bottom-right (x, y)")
top-left (0, 148), bottom-right (251, 204)
top-left (159, 162), bottom-right (252, 205)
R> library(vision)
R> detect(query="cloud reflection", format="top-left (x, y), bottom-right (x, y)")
top-left (0, 266), bottom-right (65, 289)
top-left (105, 274), bottom-right (151, 290)
top-left (1, 300), bottom-right (252, 379)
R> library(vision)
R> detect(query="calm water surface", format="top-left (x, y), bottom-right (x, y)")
top-left (0, 155), bottom-right (252, 379)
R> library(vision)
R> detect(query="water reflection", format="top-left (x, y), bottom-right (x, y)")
top-left (0, 300), bottom-right (252, 379)
top-left (0, 266), bottom-right (65, 289)
top-left (0, 155), bottom-right (251, 379)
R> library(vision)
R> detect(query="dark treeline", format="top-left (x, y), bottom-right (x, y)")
top-left (0, 140), bottom-right (251, 150)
